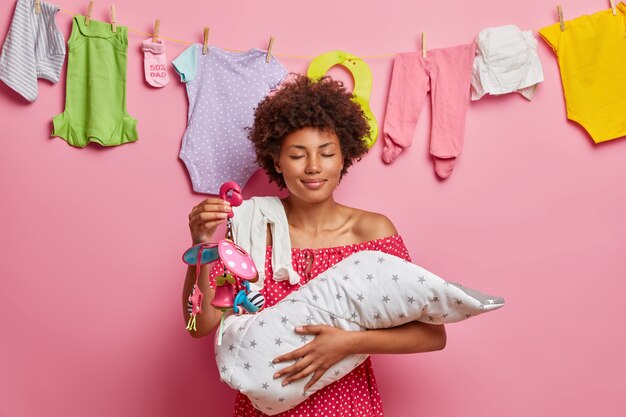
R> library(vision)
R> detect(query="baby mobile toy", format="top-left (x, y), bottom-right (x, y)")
top-left (182, 181), bottom-right (265, 345)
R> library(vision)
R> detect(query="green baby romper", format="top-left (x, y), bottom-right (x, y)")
top-left (52, 15), bottom-right (137, 147)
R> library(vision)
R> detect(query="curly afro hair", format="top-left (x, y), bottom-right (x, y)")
top-left (248, 74), bottom-right (370, 189)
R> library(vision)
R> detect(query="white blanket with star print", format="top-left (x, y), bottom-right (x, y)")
top-left (215, 250), bottom-right (504, 415)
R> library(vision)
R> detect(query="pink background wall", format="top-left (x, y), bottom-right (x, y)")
top-left (2, 0), bottom-right (625, 416)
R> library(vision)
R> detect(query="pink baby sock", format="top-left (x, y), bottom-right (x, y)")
top-left (142, 38), bottom-right (169, 88)
top-left (433, 157), bottom-right (456, 179)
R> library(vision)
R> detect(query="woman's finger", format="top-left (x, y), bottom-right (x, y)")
top-left (188, 215), bottom-right (227, 241)
top-left (189, 200), bottom-right (230, 219)
top-left (304, 369), bottom-right (326, 392)
top-left (295, 325), bottom-right (324, 335)
top-left (273, 345), bottom-right (309, 364)
top-left (273, 354), bottom-right (309, 378)
top-left (201, 219), bottom-right (226, 231)
top-left (190, 198), bottom-right (222, 213)
top-left (189, 211), bottom-right (228, 228)
top-left (201, 197), bottom-right (230, 207)
top-left (282, 362), bottom-right (318, 386)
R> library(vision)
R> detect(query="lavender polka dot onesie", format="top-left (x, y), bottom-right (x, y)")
top-left (173, 45), bottom-right (288, 194)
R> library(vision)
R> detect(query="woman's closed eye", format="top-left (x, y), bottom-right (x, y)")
top-left (288, 153), bottom-right (335, 160)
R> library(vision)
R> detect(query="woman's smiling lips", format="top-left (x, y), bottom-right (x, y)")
top-left (300, 179), bottom-right (327, 190)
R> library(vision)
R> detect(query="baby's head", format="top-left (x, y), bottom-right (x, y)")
top-left (248, 74), bottom-right (370, 189)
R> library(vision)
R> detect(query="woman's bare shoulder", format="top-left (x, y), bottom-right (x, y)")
top-left (344, 206), bottom-right (398, 242)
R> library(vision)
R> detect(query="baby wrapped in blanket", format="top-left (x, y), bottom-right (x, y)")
top-left (215, 249), bottom-right (504, 415)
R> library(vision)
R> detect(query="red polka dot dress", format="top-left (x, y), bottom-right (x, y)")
top-left (212, 235), bottom-right (411, 417)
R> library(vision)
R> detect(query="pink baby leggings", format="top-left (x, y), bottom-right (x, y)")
top-left (383, 42), bottom-right (476, 178)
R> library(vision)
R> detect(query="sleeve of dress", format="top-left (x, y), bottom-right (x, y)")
top-left (378, 235), bottom-right (412, 262)
top-left (265, 54), bottom-right (289, 90)
top-left (172, 44), bottom-right (198, 82)
top-left (538, 23), bottom-right (560, 54)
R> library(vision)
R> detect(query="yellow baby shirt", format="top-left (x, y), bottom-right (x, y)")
top-left (540, 3), bottom-right (626, 143)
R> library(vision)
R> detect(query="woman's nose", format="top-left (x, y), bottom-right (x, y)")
top-left (304, 155), bottom-right (321, 174)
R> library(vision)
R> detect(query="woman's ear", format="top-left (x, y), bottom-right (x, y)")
top-left (274, 159), bottom-right (282, 174)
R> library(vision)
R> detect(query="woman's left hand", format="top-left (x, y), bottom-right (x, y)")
top-left (272, 324), bottom-right (356, 392)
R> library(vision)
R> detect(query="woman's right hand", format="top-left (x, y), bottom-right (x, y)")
top-left (188, 198), bottom-right (231, 244)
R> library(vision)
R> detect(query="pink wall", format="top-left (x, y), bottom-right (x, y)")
top-left (1, 0), bottom-right (625, 416)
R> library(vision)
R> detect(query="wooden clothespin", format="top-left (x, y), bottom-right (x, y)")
top-left (610, 0), bottom-right (617, 15)
top-left (34, 0), bottom-right (41, 14)
top-left (110, 5), bottom-right (117, 33)
top-left (557, 4), bottom-right (565, 31)
top-left (421, 32), bottom-right (427, 59)
top-left (152, 19), bottom-right (161, 43)
top-left (265, 36), bottom-right (275, 63)
top-left (202, 27), bottom-right (210, 55)
top-left (85, 0), bottom-right (94, 26)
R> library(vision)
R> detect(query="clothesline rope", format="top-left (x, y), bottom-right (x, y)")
top-left (58, 9), bottom-right (396, 60)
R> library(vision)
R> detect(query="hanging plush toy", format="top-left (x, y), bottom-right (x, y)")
top-left (182, 181), bottom-right (265, 344)
top-left (233, 281), bottom-right (266, 314)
